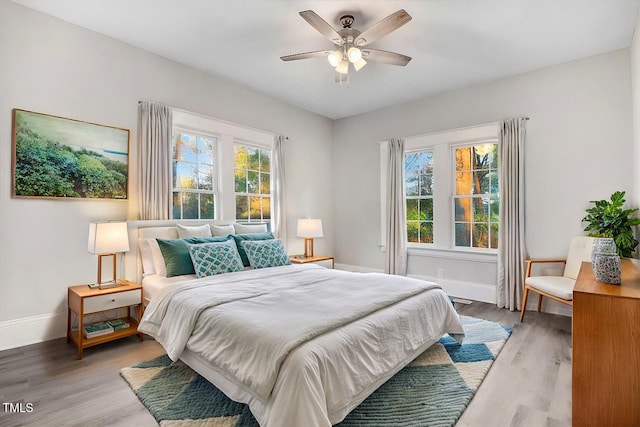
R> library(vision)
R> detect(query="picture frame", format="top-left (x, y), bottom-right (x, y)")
top-left (12, 109), bottom-right (130, 200)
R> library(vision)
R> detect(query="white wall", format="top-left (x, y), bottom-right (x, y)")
top-left (0, 2), bottom-right (334, 349)
top-left (334, 49), bottom-right (634, 310)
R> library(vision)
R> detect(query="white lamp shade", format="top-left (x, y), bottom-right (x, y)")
top-left (88, 222), bottom-right (130, 254)
top-left (335, 59), bottom-right (349, 74)
top-left (352, 57), bottom-right (367, 71)
top-left (347, 46), bottom-right (362, 63)
top-left (327, 50), bottom-right (343, 67)
top-left (297, 219), bottom-right (323, 238)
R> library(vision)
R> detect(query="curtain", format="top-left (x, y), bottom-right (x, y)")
top-left (497, 118), bottom-right (527, 310)
top-left (385, 138), bottom-right (407, 275)
top-left (271, 135), bottom-right (287, 244)
top-left (138, 101), bottom-right (172, 220)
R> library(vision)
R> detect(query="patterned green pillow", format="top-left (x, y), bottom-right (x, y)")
top-left (188, 240), bottom-right (244, 277)
top-left (231, 232), bottom-right (274, 267)
top-left (240, 239), bottom-right (291, 269)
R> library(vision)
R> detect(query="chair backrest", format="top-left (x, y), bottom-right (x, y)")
top-left (563, 236), bottom-right (596, 280)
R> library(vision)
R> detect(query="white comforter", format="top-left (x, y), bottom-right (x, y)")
top-left (139, 264), bottom-right (464, 427)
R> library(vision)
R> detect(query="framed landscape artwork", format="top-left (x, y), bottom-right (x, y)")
top-left (12, 109), bottom-right (130, 200)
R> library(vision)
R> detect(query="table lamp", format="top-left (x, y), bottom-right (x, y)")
top-left (88, 221), bottom-right (129, 289)
top-left (297, 219), bottom-right (323, 258)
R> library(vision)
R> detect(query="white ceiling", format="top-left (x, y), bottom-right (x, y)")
top-left (12, 0), bottom-right (640, 120)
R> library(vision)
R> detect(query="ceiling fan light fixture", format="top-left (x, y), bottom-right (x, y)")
top-left (284, 9), bottom-right (413, 84)
top-left (347, 46), bottom-right (362, 63)
top-left (336, 59), bottom-right (349, 74)
top-left (352, 57), bottom-right (367, 71)
top-left (327, 50), bottom-right (343, 67)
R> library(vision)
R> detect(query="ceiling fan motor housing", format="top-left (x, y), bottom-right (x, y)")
top-left (340, 15), bottom-right (355, 28)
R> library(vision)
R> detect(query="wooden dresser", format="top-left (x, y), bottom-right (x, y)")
top-left (572, 259), bottom-right (640, 426)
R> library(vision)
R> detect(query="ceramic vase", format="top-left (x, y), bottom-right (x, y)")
top-left (591, 238), bottom-right (621, 285)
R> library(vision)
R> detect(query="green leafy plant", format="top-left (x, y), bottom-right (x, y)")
top-left (582, 191), bottom-right (640, 257)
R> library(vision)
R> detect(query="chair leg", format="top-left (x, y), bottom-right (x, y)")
top-left (537, 294), bottom-right (543, 312)
top-left (520, 287), bottom-right (530, 322)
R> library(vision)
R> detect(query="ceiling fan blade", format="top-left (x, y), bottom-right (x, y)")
top-left (362, 49), bottom-right (412, 66)
top-left (299, 10), bottom-right (343, 45)
top-left (280, 50), bottom-right (330, 61)
top-left (355, 9), bottom-right (412, 46)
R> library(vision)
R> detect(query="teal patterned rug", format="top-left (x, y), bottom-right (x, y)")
top-left (121, 315), bottom-right (511, 426)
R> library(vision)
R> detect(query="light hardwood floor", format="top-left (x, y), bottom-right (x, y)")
top-left (0, 302), bottom-right (572, 427)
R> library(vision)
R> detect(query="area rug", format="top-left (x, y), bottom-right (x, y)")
top-left (121, 315), bottom-right (511, 426)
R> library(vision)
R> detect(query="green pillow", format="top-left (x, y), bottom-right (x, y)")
top-left (231, 232), bottom-right (274, 266)
top-left (157, 235), bottom-right (232, 277)
top-left (240, 239), bottom-right (291, 269)
top-left (188, 240), bottom-right (244, 277)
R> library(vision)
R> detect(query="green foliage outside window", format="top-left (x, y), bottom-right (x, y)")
top-left (234, 144), bottom-right (270, 222)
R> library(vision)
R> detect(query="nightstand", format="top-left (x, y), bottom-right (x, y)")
top-left (290, 255), bottom-right (335, 269)
top-left (67, 280), bottom-right (143, 359)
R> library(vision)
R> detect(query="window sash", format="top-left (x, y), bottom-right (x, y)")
top-left (234, 142), bottom-right (271, 223)
top-left (451, 141), bottom-right (499, 250)
top-left (171, 130), bottom-right (218, 220)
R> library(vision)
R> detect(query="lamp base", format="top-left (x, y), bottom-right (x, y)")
top-left (98, 280), bottom-right (120, 290)
top-left (303, 238), bottom-right (315, 258)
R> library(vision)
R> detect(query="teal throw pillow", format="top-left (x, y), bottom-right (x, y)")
top-left (157, 235), bottom-right (232, 277)
top-left (188, 240), bottom-right (244, 277)
top-left (231, 232), bottom-right (274, 267)
top-left (240, 239), bottom-right (291, 269)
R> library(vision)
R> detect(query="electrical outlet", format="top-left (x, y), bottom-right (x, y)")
top-left (437, 268), bottom-right (444, 278)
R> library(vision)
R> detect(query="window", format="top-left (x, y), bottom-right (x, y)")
top-left (172, 131), bottom-right (216, 219)
top-left (405, 150), bottom-right (434, 243)
top-left (171, 110), bottom-right (273, 222)
top-left (380, 123), bottom-right (500, 255)
top-left (453, 143), bottom-right (499, 249)
top-left (234, 144), bottom-right (271, 222)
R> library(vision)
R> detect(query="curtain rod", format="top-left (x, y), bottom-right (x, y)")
top-left (377, 117), bottom-right (529, 144)
top-left (138, 100), bottom-right (288, 140)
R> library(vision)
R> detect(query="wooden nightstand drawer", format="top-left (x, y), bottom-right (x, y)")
top-left (83, 289), bottom-right (141, 314)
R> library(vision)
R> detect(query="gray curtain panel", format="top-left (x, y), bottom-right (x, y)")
top-left (497, 118), bottom-right (527, 310)
top-left (138, 101), bottom-right (172, 220)
top-left (271, 135), bottom-right (287, 245)
top-left (385, 138), bottom-right (408, 275)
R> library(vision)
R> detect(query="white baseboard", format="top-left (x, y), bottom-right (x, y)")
top-left (336, 263), bottom-right (497, 303)
top-left (336, 263), bottom-right (571, 318)
top-left (0, 311), bottom-right (67, 351)
top-left (409, 273), bottom-right (497, 304)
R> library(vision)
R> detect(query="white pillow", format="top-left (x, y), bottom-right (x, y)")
top-left (149, 239), bottom-right (167, 277)
top-left (210, 224), bottom-right (235, 236)
top-left (234, 223), bottom-right (268, 234)
top-left (138, 238), bottom-right (156, 276)
top-left (177, 224), bottom-right (212, 238)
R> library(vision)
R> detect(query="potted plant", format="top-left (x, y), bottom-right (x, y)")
top-left (582, 190), bottom-right (640, 258)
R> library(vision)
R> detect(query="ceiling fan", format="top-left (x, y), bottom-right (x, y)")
top-left (280, 9), bottom-right (412, 83)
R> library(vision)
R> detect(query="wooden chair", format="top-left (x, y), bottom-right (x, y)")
top-left (520, 236), bottom-right (595, 322)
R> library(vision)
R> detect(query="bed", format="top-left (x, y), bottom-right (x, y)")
top-left (125, 220), bottom-right (464, 427)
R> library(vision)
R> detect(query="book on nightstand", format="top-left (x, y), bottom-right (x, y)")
top-left (83, 322), bottom-right (114, 338)
top-left (107, 319), bottom-right (130, 331)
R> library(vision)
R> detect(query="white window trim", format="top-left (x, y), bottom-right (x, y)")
top-left (380, 123), bottom-right (500, 258)
top-left (172, 109), bottom-right (273, 221)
